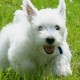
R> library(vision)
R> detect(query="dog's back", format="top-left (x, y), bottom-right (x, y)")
top-left (0, 10), bottom-right (30, 68)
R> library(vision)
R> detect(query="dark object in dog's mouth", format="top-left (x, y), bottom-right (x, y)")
top-left (44, 46), bottom-right (55, 54)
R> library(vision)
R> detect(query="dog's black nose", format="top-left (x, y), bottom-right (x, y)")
top-left (46, 37), bottom-right (55, 44)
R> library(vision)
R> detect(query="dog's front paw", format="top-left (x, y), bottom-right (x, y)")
top-left (53, 66), bottom-right (72, 77)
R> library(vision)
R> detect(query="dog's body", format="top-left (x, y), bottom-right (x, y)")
top-left (0, 0), bottom-right (72, 76)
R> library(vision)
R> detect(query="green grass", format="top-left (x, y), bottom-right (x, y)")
top-left (0, 0), bottom-right (80, 80)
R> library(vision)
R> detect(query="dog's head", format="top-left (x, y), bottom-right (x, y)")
top-left (22, 0), bottom-right (67, 54)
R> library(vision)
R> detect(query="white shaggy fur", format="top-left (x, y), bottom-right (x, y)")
top-left (0, 0), bottom-right (72, 76)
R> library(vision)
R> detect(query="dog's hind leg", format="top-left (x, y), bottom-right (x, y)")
top-left (0, 27), bottom-right (10, 68)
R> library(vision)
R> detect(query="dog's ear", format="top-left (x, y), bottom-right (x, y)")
top-left (57, 0), bottom-right (66, 20)
top-left (22, 0), bottom-right (38, 21)
top-left (26, 4), bottom-right (37, 21)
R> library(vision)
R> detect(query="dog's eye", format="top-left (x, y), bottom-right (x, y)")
top-left (38, 26), bottom-right (43, 31)
top-left (55, 25), bottom-right (60, 30)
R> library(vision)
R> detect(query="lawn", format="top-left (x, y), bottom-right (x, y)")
top-left (0, 0), bottom-right (80, 80)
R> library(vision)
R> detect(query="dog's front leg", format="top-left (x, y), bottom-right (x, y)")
top-left (52, 42), bottom-right (72, 76)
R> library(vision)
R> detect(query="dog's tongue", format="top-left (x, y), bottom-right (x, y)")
top-left (44, 46), bottom-right (55, 54)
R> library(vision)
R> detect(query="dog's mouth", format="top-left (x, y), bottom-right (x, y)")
top-left (44, 46), bottom-right (55, 54)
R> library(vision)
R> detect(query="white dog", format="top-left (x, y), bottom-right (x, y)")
top-left (0, 0), bottom-right (72, 76)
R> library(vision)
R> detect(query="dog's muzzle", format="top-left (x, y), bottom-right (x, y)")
top-left (44, 37), bottom-right (55, 54)
top-left (44, 37), bottom-right (63, 54)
